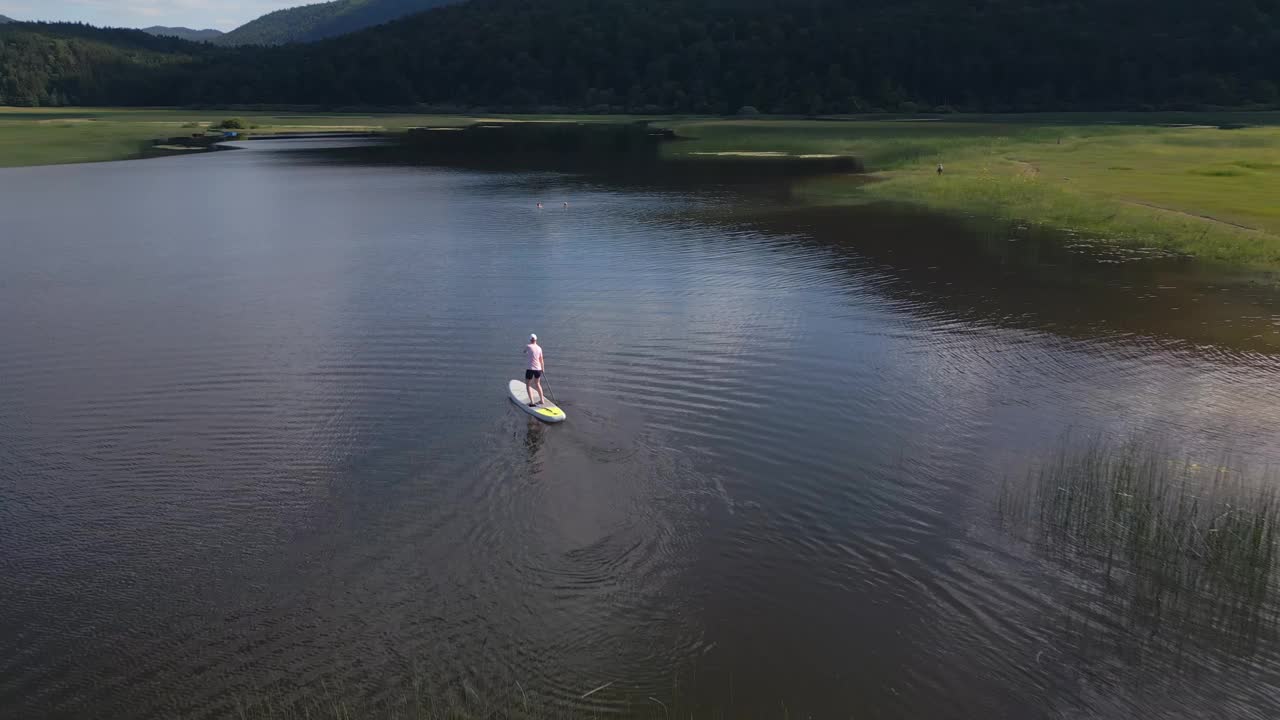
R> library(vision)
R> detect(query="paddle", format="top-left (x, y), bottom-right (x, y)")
top-left (541, 374), bottom-right (558, 406)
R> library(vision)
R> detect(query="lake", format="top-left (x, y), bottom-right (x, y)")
top-left (2, 138), bottom-right (1280, 719)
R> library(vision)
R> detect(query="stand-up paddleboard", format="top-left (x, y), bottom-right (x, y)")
top-left (508, 379), bottom-right (566, 423)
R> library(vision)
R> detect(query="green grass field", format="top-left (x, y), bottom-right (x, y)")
top-left (663, 117), bottom-right (1280, 267)
top-left (5, 108), bottom-right (1280, 267)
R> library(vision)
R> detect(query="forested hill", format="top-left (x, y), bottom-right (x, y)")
top-left (0, 15), bottom-right (14, 23)
top-left (0, 23), bottom-right (203, 106)
top-left (215, 0), bottom-right (463, 45)
top-left (2, 0), bottom-right (1278, 111)
top-left (143, 26), bottom-right (225, 42)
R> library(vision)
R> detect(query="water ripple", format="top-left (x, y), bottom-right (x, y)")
top-left (3, 143), bottom-right (1280, 718)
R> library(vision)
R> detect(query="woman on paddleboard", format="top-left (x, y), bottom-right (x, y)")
top-left (524, 333), bottom-right (546, 406)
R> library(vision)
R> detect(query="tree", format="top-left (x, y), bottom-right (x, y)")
top-left (2, 1), bottom-right (1277, 112)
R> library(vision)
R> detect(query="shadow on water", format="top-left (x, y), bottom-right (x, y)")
top-left (523, 418), bottom-right (546, 465)
top-left (998, 436), bottom-right (1280, 662)
top-left (282, 127), bottom-right (857, 196)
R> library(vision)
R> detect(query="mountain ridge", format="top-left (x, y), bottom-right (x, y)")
top-left (143, 26), bottom-right (224, 42)
top-left (215, 0), bottom-right (462, 46)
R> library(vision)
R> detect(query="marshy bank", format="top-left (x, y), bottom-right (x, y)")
top-left (660, 117), bottom-right (1280, 269)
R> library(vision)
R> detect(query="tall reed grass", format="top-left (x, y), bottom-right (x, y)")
top-left (999, 438), bottom-right (1280, 650)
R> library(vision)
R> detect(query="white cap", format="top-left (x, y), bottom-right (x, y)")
top-left (530, 333), bottom-right (537, 342)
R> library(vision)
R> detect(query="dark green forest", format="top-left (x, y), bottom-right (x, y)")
top-left (0, 24), bottom-right (202, 106)
top-left (215, 0), bottom-right (463, 46)
top-left (2, 0), bottom-right (1279, 111)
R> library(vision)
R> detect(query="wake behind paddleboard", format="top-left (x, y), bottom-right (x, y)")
top-left (508, 379), bottom-right (566, 423)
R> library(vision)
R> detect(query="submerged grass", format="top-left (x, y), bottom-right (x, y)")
top-left (998, 438), bottom-right (1280, 650)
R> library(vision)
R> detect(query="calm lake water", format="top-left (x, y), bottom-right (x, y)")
top-left (3, 139), bottom-right (1280, 719)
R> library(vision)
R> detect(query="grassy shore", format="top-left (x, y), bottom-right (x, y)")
top-left (5, 108), bottom-right (1280, 267)
top-left (663, 116), bottom-right (1280, 267)
top-left (0, 108), bottom-right (668, 167)
top-left (0, 108), bottom-right (486, 166)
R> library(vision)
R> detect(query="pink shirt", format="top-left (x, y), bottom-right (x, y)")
top-left (525, 343), bottom-right (544, 371)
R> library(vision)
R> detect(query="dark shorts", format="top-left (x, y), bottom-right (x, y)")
top-left (525, 369), bottom-right (543, 380)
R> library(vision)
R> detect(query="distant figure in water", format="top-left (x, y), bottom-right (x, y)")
top-left (937, 163), bottom-right (944, 176)
top-left (524, 334), bottom-right (546, 406)
top-left (563, 201), bottom-right (569, 208)
top-left (537, 202), bottom-right (543, 209)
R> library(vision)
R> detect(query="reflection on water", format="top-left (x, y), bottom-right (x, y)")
top-left (732, 203), bottom-right (1280, 356)
top-left (1, 140), bottom-right (1280, 719)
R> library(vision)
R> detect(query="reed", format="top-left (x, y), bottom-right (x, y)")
top-left (999, 437), bottom-right (1280, 648)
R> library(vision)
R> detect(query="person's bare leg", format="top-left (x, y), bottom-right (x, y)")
top-left (526, 378), bottom-right (536, 406)
top-left (534, 377), bottom-right (545, 405)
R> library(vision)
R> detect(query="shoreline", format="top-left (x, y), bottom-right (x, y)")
top-left (3, 109), bottom-right (1279, 269)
